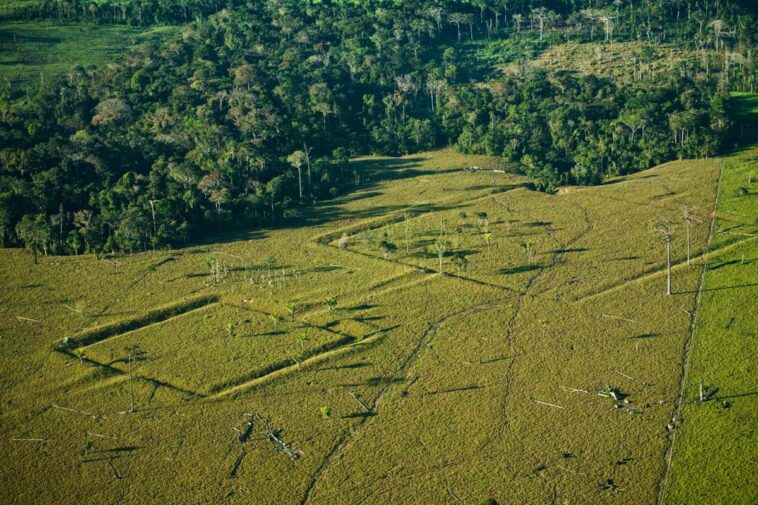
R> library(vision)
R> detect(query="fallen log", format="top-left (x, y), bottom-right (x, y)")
top-left (534, 400), bottom-right (564, 409)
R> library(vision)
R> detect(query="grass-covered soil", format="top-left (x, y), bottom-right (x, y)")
top-left (663, 94), bottom-right (758, 505)
top-left (0, 21), bottom-right (176, 84)
top-left (0, 146), bottom-right (746, 504)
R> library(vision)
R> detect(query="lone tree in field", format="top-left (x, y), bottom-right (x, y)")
top-left (483, 232), bottom-right (493, 253)
top-left (682, 207), bottom-right (698, 266)
top-left (656, 223), bottom-right (674, 295)
top-left (476, 211), bottom-right (489, 230)
top-left (432, 240), bottom-right (448, 272)
top-left (207, 255), bottom-right (221, 285)
top-left (451, 253), bottom-right (469, 274)
top-left (379, 237), bottom-right (398, 258)
top-left (15, 214), bottom-right (52, 264)
top-left (125, 344), bottom-right (144, 413)
top-left (298, 332), bottom-right (309, 353)
top-left (520, 240), bottom-right (534, 265)
top-left (265, 256), bottom-right (277, 280)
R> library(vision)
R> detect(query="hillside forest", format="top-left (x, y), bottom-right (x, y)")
top-left (0, 0), bottom-right (755, 256)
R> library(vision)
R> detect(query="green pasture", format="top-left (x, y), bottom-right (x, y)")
top-left (0, 143), bottom-right (751, 504)
top-left (0, 21), bottom-right (176, 85)
top-left (664, 94), bottom-right (758, 505)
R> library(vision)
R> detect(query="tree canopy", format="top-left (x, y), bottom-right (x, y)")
top-left (0, 0), bottom-right (754, 255)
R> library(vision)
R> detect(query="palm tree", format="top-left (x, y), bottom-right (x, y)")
top-left (656, 223), bottom-right (674, 295)
top-left (520, 240), bottom-right (534, 265)
top-left (682, 207), bottom-right (698, 266)
top-left (287, 151), bottom-right (307, 202)
top-left (125, 344), bottom-right (144, 413)
top-left (433, 240), bottom-right (448, 272)
top-left (448, 12), bottom-right (468, 42)
top-left (513, 13), bottom-right (523, 33)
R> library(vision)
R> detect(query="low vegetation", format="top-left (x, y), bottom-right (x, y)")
top-left (2, 139), bottom-right (749, 503)
top-left (0, 2), bottom-right (755, 504)
top-left (664, 93), bottom-right (758, 505)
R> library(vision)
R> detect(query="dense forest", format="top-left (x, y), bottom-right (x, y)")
top-left (0, 0), bottom-right (756, 256)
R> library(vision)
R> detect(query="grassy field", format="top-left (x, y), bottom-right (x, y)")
top-left (1, 142), bottom-right (749, 503)
top-left (663, 94), bottom-right (758, 504)
top-left (0, 21), bottom-right (176, 85)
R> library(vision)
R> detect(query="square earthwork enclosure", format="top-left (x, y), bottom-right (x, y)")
top-left (75, 302), bottom-right (362, 396)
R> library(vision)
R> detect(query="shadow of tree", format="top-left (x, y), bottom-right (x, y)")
top-left (499, 264), bottom-right (541, 275)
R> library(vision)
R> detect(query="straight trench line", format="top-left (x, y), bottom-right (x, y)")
top-left (321, 241), bottom-right (522, 295)
top-left (656, 160), bottom-right (724, 505)
top-left (208, 273), bottom-right (449, 400)
top-left (574, 235), bottom-right (756, 304)
top-left (308, 186), bottom-right (533, 295)
top-left (207, 330), bottom-right (388, 400)
top-left (73, 267), bottom-right (433, 402)
top-left (74, 301), bottom-right (220, 351)
top-left (309, 183), bottom-right (529, 245)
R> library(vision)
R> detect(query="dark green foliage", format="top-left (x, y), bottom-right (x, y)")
top-left (449, 71), bottom-right (729, 188)
top-left (0, 0), bottom-right (754, 255)
top-left (1, 0), bottom-right (233, 25)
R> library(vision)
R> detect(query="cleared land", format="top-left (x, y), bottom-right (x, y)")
top-left (503, 40), bottom-right (719, 82)
top-left (0, 21), bottom-right (176, 84)
top-left (664, 94), bottom-right (758, 505)
top-left (0, 145), bottom-right (746, 504)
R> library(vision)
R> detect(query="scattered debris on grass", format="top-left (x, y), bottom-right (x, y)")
top-left (600, 314), bottom-right (638, 323)
top-left (560, 385), bottom-right (589, 394)
top-left (534, 400), bottom-right (564, 409)
top-left (614, 370), bottom-right (637, 382)
top-left (428, 385), bottom-right (482, 396)
top-left (107, 457), bottom-right (121, 480)
top-left (598, 385), bottom-right (627, 402)
top-left (228, 452), bottom-right (246, 478)
top-left (696, 382), bottom-right (719, 403)
top-left (256, 414), bottom-right (301, 461)
top-left (234, 414), bottom-right (254, 443)
top-left (347, 390), bottom-right (371, 413)
top-left (52, 403), bottom-right (99, 419)
top-left (427, 343), bottom-right (442, 362)
top-left (597, 478), bottom-right (618, 493)
top-left (86, 432), bottom-right (117, 440)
